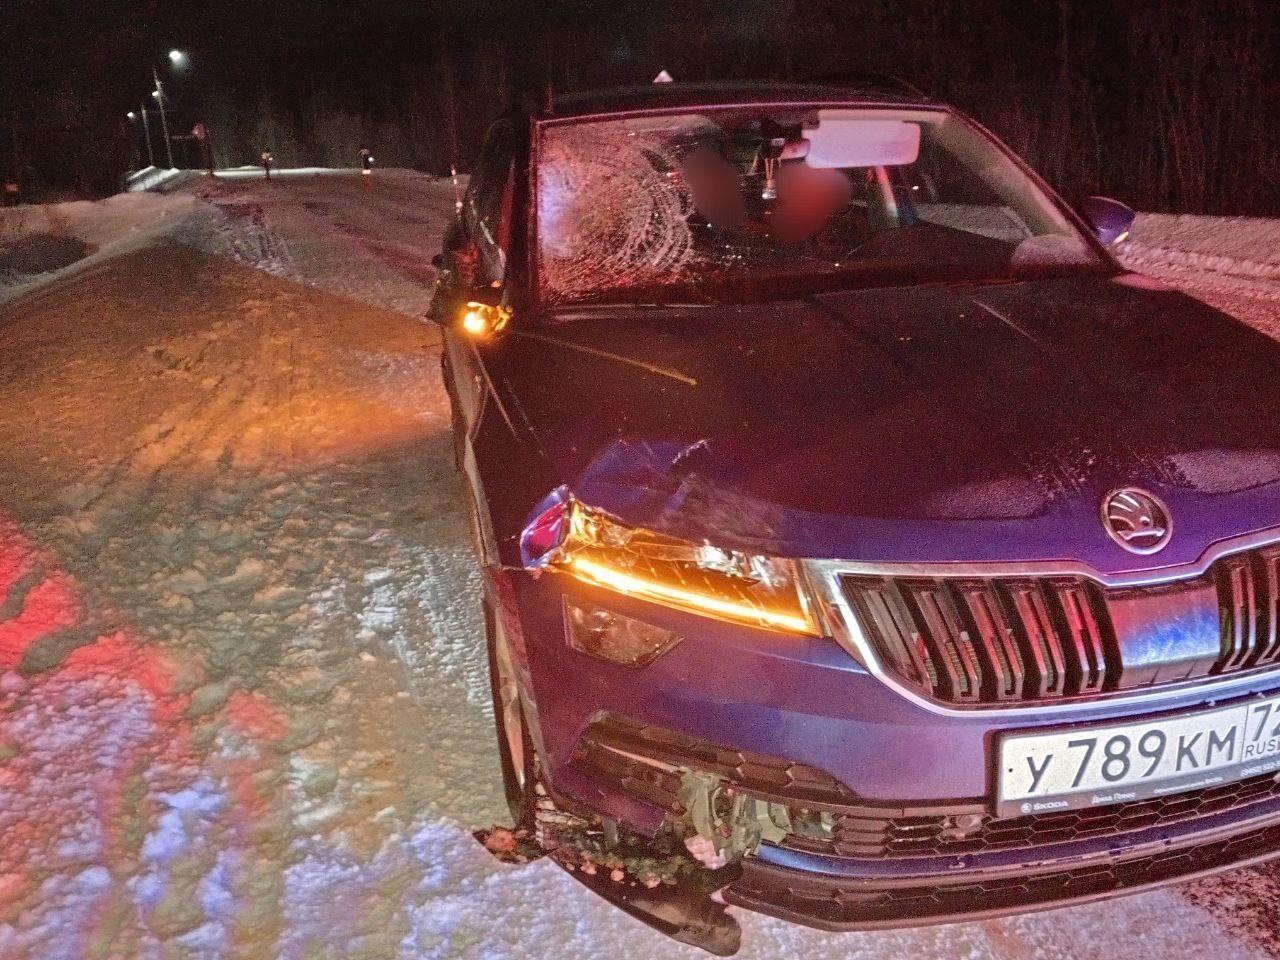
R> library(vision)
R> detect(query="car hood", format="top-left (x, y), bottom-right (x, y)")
top-left (487, 273), bottom-right (1280, 575)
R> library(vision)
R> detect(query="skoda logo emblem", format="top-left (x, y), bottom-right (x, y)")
top-left (1102, 487), bottom-right (1172, 555)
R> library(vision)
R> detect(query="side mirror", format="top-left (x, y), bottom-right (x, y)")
top-left (428, 282), bottom-right (510, 337)
top-left (1082, 196), bottom-right (1136, 246)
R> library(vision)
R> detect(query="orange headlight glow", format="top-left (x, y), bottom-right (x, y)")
top-left (536, 499), bottom-right (820, 636)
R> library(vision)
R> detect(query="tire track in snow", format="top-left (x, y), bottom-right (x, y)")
top-left (187, 173), bottom-right (449, 317)
top-left (209, 202), bottom-right (296, 279)
top-left (0, 227), bottom-right (465, 957)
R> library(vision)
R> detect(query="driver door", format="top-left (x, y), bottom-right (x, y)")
top-left (436, 120), bottom-right (516, 435)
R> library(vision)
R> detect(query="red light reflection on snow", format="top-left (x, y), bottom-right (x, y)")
top-left (225, 689), bottom-right (288, 742)
top-left (0, 571), bottom-right (84, 668)
top-left (0, 513), bottom-right (289, 928)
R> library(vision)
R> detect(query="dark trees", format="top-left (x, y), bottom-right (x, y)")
top-left (2, 0), bottom-right (1276, 213)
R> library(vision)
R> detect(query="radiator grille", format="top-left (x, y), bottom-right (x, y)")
top-left (1217, 549), bottom-right (1280, 670)
top-left (843, 544), bottom-right (1280, 705)
top-left (844, 574), bottom-right (1114, 703)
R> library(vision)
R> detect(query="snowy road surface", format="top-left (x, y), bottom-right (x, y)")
top-left (2, 171), bottom-right (1280, 959)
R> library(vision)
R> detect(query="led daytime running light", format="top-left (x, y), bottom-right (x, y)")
top-left (566, 555), bottom-right (816, 635)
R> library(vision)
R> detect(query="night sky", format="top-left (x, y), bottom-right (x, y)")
top-left (2, 0), bottom-right (1278, 211)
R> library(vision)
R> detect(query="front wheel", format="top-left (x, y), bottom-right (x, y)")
top-left (440, 354), bottom-right (466, 472)
top-left (485, 592), bottom-right (536, 825)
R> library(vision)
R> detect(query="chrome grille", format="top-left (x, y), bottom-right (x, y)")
top-left (844, 575), bottom-right (1114, 703)
top-left (1217, 549), bottom-right (1280, 670)
top-left (842, 544), bottom-right (1280, 705)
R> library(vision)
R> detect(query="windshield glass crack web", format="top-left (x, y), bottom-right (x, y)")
top-left (538, 123), bottom-right (708, 302)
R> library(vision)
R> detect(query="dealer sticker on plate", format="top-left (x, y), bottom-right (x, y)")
top-left (997, 693), bottom-right (1280, 818)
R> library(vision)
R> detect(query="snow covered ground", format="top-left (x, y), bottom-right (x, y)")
top-left (2, 171), bottom-right (1280, 959)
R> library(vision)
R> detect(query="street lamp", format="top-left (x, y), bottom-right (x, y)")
top-left (152, 71), bottom-right (173, 167)
top-left (127, 108), bottom-right (155, 167)
top-left (149, 49), bottom-right (188, 169)
top-left (131, 49), bottom-right (191, 169)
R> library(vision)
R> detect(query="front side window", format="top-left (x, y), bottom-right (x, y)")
top-left (534, 107), bottom-right (1106, 305)
top-left (465, 122), bottom-right (515, 283)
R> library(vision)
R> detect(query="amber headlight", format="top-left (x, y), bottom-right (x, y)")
top-left (523, 497), bottom-right (820, 636)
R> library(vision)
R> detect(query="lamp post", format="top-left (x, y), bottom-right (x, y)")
top-left (128, 105), bottom-right (156, 167)
top-left (146, 50), bottom-right (189, 169)
top-left (151, 65), bottom-right (175, 168)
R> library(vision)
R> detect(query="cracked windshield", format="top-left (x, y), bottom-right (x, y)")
top-left (537, 108), bottom-right (1105, 305)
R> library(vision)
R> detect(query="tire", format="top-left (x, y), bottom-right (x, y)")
top-left (484, 591), bottom-right (537, 825)
top-left (440, 353), bottom-right (466, 472)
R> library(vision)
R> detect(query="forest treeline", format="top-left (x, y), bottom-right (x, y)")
top-left (3, 0), bottom-right (1278, 214)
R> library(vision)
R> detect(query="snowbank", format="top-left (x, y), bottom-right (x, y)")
top-left (125, 166), bottom-right (192, 193)
top-left (0, 190), bottom-right (197, 303)
top-left (1119, 213), bottom-right (1280, 331)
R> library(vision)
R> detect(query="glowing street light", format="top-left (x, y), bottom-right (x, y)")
top-left (127, 106), bottom-right (155, 167)
top-left (136, 49), bottom-right (189, 169)
top-left (152, 65), bottom-right (173, 167)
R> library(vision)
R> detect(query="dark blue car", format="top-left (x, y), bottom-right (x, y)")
top-left (430, 80), bottom-right (1280, 953)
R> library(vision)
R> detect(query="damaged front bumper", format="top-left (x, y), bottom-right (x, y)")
top-left (479, 700), bottom-right (1280, 953)
top-left (729, 806), bottom-right (1280, 931)
top-left (562, 713), bottom-right (1280, 939)
top-left (483, 562), bottom-right (1280, 951)
top-left (476, 756), bottom-right (750, 956)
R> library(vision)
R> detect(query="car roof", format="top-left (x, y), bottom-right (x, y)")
top-left (542, 80), bottom-right (936, 121)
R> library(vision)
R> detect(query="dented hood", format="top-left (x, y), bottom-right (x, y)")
top-left (487, 273), bottom-right (1280, 575)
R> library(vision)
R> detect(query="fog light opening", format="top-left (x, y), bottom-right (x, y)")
top-left (782, 805), bottom-right (837, 843)
top-left (564, 598), bottom-right (683, 667)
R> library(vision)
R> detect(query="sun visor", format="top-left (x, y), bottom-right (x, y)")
top-left (803, 115), bottom-right (921, 169)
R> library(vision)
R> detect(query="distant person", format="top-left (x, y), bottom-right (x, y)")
top-left (2, 179), bottom-right (18, 207)
top-left (261, 150), bottom-right (274, 180)
top-left (360, 148), bottom-right (374, 175)
top-left (193, 123), bottom-right (214, 176)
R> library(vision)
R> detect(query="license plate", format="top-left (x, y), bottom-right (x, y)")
top-left (997, 693), bottom-right (1280, 818)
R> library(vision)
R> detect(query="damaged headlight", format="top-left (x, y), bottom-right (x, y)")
top-left (523, 497), bottom-right (820, 636)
